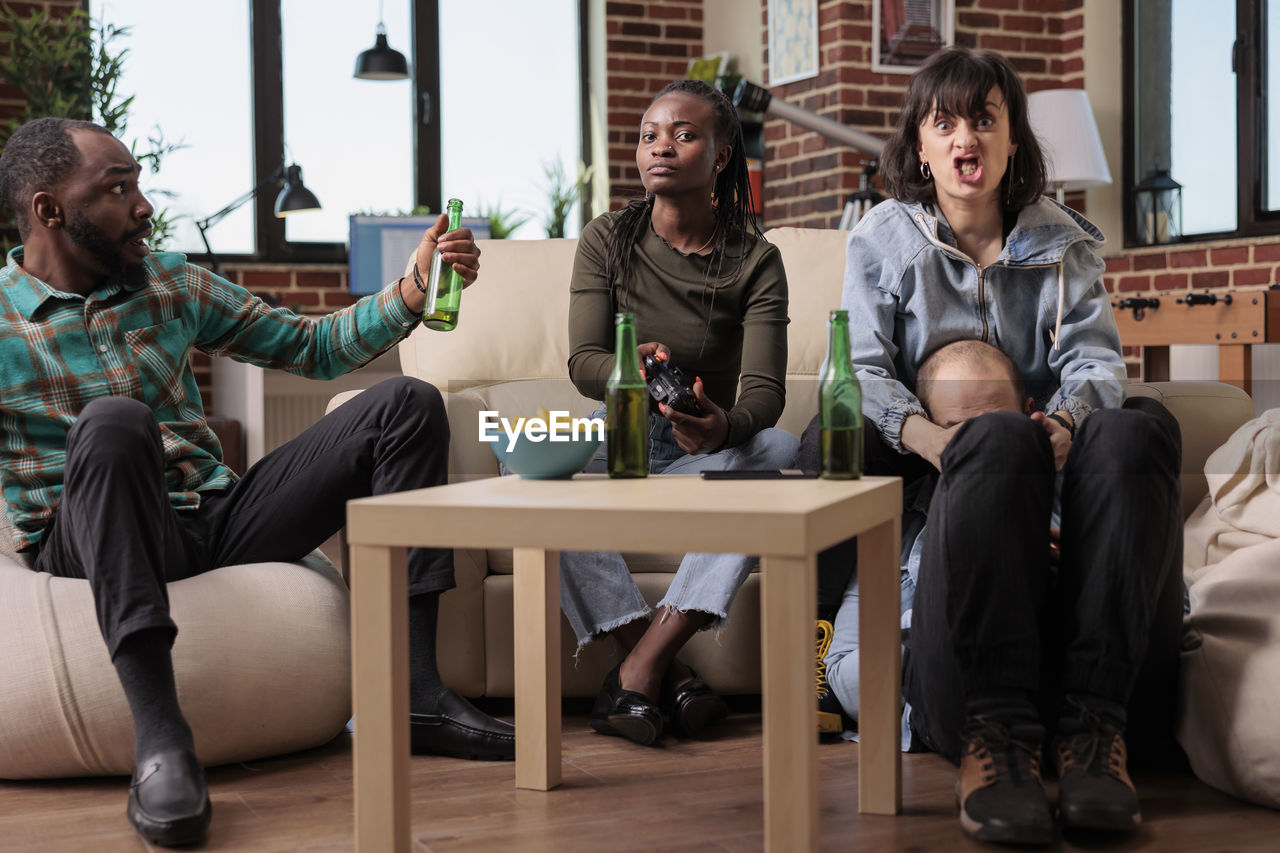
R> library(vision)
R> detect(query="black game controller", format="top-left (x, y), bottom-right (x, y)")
top-left (643, 354), bottom-right (703, 416)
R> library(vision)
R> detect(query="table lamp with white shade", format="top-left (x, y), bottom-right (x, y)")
top-left (1027, 89), bottom-right (1112, 205)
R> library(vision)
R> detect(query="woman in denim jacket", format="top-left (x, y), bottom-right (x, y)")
top-left (825, 47), bottom-right (1184, 846)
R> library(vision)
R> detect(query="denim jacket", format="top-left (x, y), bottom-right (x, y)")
top-left (841, 197), bottom-right (1126, 452)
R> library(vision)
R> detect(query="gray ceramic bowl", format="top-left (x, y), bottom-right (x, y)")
top-left (488, 432), bottom-right (601, 479)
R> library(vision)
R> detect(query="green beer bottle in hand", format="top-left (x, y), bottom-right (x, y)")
top-left (607, 313), bottom-right (649, 478)
top-left (818, 309), bottom-right (862, 479)
top-left (424, 198), bottom-right (465, 331)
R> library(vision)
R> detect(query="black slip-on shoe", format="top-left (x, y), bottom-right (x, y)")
top-left (411, 689), bottom-right (515, 760)
top-left (127, 749), bottom-right (212, 848)
top-left (664, 670), bottom-right (728, 738)
top-left (589, 663), bottom-right (662, 746)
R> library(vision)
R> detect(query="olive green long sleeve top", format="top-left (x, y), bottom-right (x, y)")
top-left (567, 211), bottom-right (789, 449)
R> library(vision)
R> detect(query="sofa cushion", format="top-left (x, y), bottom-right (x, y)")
top-left (1128, 381), bottom-right (1256, 518)
top-left (0, 510), bottom-right (352, 778)
top-left (397, 237), bottom-right (582, 389)
top-left (764, 226), bottom-right (851, 380)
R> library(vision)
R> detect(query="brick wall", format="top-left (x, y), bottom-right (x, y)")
top-left (759, 0), bottom-right (1087, 228)
top-left (603, 1), bottom-right (706, 210)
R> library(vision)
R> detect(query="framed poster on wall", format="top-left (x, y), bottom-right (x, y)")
top-left (872, 0), bottom-right (955, 74)
top-left (767, 0), bottom-right (819, 86)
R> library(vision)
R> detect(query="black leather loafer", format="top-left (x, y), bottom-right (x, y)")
top-left (589, 663), bottom-right (663, 746)
top-left (410, 689), bottom-right (515, 760)
top-left (665, 670), bottom-right (729, 738)
top-left (127, 749), bottom-right (212, 848)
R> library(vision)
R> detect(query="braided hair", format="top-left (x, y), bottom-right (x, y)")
top-left (604, 79), bottom-right (759, 317)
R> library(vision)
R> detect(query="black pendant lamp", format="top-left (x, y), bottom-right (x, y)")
top-left (354, 1), bottom-right (409, 80)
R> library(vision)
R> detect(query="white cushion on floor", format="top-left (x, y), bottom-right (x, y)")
top-left (0, 510), bottom-right (351, 778)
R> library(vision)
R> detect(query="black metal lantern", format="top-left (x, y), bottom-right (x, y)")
top-left (1134, 168), bottom-right (1183, 245)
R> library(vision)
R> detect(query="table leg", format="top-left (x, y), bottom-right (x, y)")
top-left (1218, 344), bottom-right (1253, 395)
top-left (513, 547), bottom-right (562, 790)
top-left (349, 544), bottom-right (411, 853)
top-left (760, 553), bottom-right (818, 853)
top-left (858, 515), bottom-right (903, 815)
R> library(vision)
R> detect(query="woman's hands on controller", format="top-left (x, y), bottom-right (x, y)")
top-left (636, 341), bottom-right (670, 377)
top-left (637, 341), bottom-right (728, 454)
top-left (662, 378), bottom-right (728, 454)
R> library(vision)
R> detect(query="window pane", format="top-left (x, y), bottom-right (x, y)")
top-left (439, 0), bottom-right (582, 239)
top-left (90, 0), bottom-right (253, 254)
top-left (1141, 0), bottom-right (1237, 235)
top-left (1267, 0), bottom-right (1280, 211)
top-left (282, 0), bottom-right (414, 243)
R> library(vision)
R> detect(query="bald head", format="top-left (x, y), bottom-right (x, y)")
top-left (916, 340), bottom-right (1030, 428)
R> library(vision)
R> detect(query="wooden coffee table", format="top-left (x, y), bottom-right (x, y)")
top-left (345, 474), bottom-right (902, 852)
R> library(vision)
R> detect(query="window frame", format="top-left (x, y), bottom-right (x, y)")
top-left (1123, 0), bottom-right (1280, 246)
top-left (243, 0), bottom-right (440, 266)
top-left (84, 0), bottom-right (591, 265)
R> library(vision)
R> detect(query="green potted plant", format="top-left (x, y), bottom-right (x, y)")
top-left (0, 4), bottom-right (182, 250)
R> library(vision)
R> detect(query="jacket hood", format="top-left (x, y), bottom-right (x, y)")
top-left (898, 197), bottom-right (1105, 266)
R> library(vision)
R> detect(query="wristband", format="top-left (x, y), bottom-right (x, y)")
top-left (395, 276), bottom-right (422, 317)
top-left (412, 262), bottom-right (427, 294)
top-left (1046, 412), bottom-right (1075, 436)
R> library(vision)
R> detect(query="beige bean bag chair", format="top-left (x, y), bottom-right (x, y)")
top-left (1179, 408), bottom-right (1280, 808)
top-left (0, 509), bottom-right (352, 778)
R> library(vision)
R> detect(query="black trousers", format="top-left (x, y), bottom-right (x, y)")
top-left (903, 398), bottom-right (1185, 764)
top-left (32, 377), bottom-right (452, 658)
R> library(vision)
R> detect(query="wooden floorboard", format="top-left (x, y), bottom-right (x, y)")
top-left (2, 712), bottom-right (1279, 852)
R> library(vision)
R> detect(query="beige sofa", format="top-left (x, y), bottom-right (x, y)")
top-left (334, 227), bottom-right (1258, 700)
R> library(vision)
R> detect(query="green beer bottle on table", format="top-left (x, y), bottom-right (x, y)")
top-left (606, 312), bottom-right (649, 478)
top-left (818, 309), bottom-right (863, 479)
top-left (424, 197), bottom-right (465, 331)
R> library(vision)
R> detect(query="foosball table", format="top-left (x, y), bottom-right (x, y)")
top-left (1112, 286), bottom-right (1280, 393)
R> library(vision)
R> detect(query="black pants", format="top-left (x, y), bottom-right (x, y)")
top-left (903, 398), bottom-right (1184, 764)
top-left (32, 377), bottom-right (451, 658)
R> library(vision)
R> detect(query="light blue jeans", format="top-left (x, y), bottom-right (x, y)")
top-left (559, 408), bottom-right (799, 647)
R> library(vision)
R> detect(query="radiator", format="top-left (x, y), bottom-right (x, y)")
top-left (264, 392), bottom-right (333, 454)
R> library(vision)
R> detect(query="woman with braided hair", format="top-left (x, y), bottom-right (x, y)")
top-left (562, 79), bottom-right (797, 746)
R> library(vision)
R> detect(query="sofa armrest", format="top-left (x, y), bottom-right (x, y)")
top-left (1128, 381), bottom-right (1255, 518)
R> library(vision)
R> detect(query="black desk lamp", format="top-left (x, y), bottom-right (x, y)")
top-left (195, 163), bottom-right (321, 274)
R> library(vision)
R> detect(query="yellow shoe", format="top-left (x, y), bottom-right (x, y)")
top-left (815, 620), bottom-right (843, 735)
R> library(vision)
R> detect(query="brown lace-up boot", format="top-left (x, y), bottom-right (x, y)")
top-left (1054, 697), bottom-right (1141, 832)
top-left (956, 717), bottom-right (1055, 845)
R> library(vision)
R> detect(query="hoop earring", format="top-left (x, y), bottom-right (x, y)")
top-left (920, 161), bottom-right (932, 181)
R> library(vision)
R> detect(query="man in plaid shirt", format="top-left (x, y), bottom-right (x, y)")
top-left (0, 117), bottom-right (509, 847)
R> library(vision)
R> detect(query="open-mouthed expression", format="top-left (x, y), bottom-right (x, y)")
top-left (636, 92), bottom-right (726, 199)
top-left (62, 129), bottom-right (154, 274)
top-left (917, 86), bottom-right (1017, 210)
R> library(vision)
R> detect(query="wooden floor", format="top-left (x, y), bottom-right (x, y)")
top-left (2, 710), bottom-right (1279, 853)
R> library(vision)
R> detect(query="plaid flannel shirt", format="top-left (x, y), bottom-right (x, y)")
top-left (0, 247), bottom-right (419, 551)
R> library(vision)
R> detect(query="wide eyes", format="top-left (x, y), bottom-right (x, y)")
top-left (932, 114), bottom-right (997, 133)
